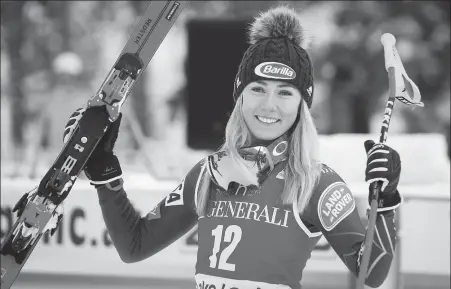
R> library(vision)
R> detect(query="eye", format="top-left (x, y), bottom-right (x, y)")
top-left (251, 86), bottom-right (265, 93)
top-left (279, 90), bottom-right (293, 96)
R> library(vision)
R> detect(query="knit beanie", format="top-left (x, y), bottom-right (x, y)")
top-left (233, 6), bottom-right (314, 108)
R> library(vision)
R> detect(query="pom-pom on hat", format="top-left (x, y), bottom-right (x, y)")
top-left (233, 6), bottom-right (314, 108)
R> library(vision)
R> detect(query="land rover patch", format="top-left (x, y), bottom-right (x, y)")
top-left (318, 182), bottom-right (355, 231)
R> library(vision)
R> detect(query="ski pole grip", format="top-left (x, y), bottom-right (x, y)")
top-left (381, 33), bottom-right (397, 71)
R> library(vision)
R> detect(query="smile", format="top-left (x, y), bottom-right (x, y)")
top-left (255, 116), bottom-right (280, 124)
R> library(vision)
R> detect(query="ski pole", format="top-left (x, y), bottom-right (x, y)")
top-left (356, 33), bottom-right (423, 289)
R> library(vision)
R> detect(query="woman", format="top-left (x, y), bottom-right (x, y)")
top-left (64, 6), bottom-right (402, 289)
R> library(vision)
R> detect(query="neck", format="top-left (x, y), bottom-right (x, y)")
top-left (248, 135), bottom-right (274, 147)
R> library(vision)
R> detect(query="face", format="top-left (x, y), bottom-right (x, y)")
top-left (241, 79), bottom-right (302, 141)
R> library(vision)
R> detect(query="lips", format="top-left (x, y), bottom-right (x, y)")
top-left (255, 115), bottom-right (280, 124)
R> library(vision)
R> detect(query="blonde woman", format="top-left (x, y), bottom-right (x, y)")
top-left (64, 6), bottom-right (402, 289)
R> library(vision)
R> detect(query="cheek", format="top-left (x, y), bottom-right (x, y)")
top-left (280, 99), bottom-right (301, 120)
top-left (241, 97), bottom-right (257, 121)
top-left (242, 108), bottom-right (252, 125)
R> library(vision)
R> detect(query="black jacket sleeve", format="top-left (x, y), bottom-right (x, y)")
top-left (304, 165), bottom-right (397, 288)
top-left (96, 159), bottom-right (205, 263)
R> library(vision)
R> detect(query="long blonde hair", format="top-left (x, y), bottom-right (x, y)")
top-left (196, 95), bottom-right (322, 216)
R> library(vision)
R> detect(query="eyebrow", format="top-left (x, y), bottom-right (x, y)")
top-left (255, 80), bottom-right (295, 89)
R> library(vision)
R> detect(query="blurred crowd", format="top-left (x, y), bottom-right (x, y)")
top-left (1, 1), bottom-right (449, 176)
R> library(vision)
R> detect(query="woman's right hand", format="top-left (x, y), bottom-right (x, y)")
top-left (63, 107), bottom-right (123, 186)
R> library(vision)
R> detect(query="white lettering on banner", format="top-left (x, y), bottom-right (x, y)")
top-left (318, 182), bottom-right (355, 231)
top-left (206, 201), bottom-right (290, 228)
top-left (165, 179), bottom-right (185, 207)
top-left (1, 203), bottom-right (112, 249)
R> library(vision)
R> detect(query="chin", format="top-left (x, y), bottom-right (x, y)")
top-left (252, 130), bottom-right (285, 141)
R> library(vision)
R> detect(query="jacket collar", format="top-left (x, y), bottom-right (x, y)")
top-left (239, 134), bottom-right (289, 172)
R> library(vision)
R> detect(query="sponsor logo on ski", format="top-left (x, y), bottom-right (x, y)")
top-left (166, 2), bottom-right (180, 21)
top-left (61, 156), bottom-right (77, 174)
top-left (165, 179), bottom-right (185, 206)
top-left (318, 182), bottom-right (355, 231)
top-left (1, 267), bottom-right (6, 278)
top-left (254, 62), bottom-right (296, 80)
top-left (134, 18), bottom-right (153, 45)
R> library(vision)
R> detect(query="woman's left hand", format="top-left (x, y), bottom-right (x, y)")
top-left (364, 140), bottom-right (402, 209)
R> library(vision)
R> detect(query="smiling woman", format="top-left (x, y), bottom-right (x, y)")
top-left (242, 79), bottom-right (302, 142)
top-left (62, 5), bottom-right (404, 289)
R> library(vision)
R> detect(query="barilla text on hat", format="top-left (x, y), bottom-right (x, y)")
top-left (254, 62), bottom-right (296, 80)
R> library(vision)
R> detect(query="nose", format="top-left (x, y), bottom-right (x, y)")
top-left (259, 92), bottom-right (277, 112)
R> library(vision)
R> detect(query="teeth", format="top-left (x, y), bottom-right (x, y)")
top-left (257, 116), bottom-right (278, 124)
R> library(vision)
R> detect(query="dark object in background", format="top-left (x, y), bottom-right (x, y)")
top-left (186, 19), bottom-right (250, 151)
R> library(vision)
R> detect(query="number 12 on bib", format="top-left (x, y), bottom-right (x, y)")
top-left (0, 2), bottom-right (187, 288)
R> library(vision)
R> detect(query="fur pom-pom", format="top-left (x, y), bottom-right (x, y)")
top-left (248, 6), bottom-right (307, 48)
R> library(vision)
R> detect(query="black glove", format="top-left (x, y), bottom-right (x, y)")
top-left (364, 140), bottom-right (402, 211)
top-left (63, 107), bottom-right (123, 186)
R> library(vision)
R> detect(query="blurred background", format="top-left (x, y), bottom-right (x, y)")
top-left (0, 1), bottom-right (449, 289)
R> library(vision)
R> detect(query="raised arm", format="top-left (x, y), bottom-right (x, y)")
top-left (62, 107), bottom-right (204, 263)
top-left (96, 160), bottom-right (203, 263)
top-left (304, 167), bottom-right (399, 288)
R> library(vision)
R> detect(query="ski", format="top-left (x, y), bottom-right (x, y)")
top-left (0, 1), bottom-right (187, 288)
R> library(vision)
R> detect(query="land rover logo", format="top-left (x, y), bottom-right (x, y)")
top-left (254, 62), bottom-right (296, 80)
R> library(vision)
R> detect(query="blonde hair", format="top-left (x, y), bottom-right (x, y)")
top-left (196, 95), bottom-right (322, 216)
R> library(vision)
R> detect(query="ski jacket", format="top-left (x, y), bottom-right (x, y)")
top-left (97, 137), bottom-right (397, 289)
